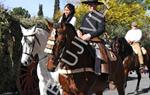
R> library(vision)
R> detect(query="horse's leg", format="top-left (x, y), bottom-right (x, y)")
top-left (37, 57), bottom-right (54, 95)
top-left (95, 91), bottom-right (103, 95)
top-left (124, 68), bottom-right (129, 88)
top-left (116, 84), bottom-right (125, 95)
top-left (62, 91), bottom-right (69, 95)
top-left (135, 68), bottom-right (141, 93)
top-left (37, 63), bottom-right (46, 95)
top-left (115, 72), bottom-right (126, 95)
top-left (147, 66), bottom-right (150, 90)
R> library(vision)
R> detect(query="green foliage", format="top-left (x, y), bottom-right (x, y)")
top-left (53, 10), bottom-right (62, 22)
top-left (140, 16), bottom-right (150, 47)
top-left (75, 4), bottom-right (89, 28)
top-left (0, 3), bottom-right (50, 94)
top-left (20, 17), bottom-right (50, 28)
top-left (10, 7), bottom-right (31, 18)
top-left (117, 0), bottom-right (144, 3)
top-left (53, 0), bottom-right (60, 21)
top-left (105, 0), bottom-right (150, 47)
top-left (106, 0), bottom-right (145, 25)
top-left (0, 6), bottom-right (19, 93)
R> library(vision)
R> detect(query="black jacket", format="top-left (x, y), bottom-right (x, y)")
top-left (80, 11), bottom-right (105, 38)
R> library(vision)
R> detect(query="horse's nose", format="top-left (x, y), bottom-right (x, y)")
top-left (22, 61), bottom-right (28, 66)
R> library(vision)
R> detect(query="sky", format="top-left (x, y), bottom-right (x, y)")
top-left (1, 0), bottom-right (67, 18)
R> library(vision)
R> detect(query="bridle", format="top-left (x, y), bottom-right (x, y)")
top-left (22, 35), bottom-right (36, 59)
top-left (22, 28), bottom-right (41, 61)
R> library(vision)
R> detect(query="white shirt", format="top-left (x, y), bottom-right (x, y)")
top-left (125, 28), bottom-right (142, 42)
top-left (58, 16), bottom-right (76, 26)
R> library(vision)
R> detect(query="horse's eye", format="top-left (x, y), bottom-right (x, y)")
top-left (28, 42), bottom-right (33, 46)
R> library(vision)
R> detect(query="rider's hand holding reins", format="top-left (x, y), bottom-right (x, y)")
top-left (81, 34), bottom-right (91, 41)
top-left (76, 30), bottom-right (83, 38)
top-left (76, 30), bottom-right (91, 41)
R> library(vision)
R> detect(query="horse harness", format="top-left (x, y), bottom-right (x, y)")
top-left (22, 26), bottom-right (49, 63)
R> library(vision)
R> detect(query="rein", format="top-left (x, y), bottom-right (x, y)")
top-left (38, 54), bottom-right (48, 63)
top-left (54, 28), bottom-right (94, 74)
top-left (54, 38), bottom-right (93, 82)
top-left (22, 36), bottom-right (35, 58)
top-left (22, 27), bottom-right (47, 60)
top-left (56, 67), bottom-right (94, 75)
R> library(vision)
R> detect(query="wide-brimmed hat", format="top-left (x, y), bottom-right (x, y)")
top-left (81, 0), bottom-right (104, 5)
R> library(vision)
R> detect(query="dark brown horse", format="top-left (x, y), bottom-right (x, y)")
top-left (46, 22), bottom-right (125, 95)
top-left (111, 37), bottom-right (150, 94)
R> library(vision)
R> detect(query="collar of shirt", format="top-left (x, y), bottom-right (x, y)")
top-left (88, 13), bottom-right (92, 17)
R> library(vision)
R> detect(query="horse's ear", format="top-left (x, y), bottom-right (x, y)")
top-left (20, 25), bottom-right (26, 33)
top-left (20, 25), bottom-right (25, 31)
top-left (45, 19), bottom-right (53, 32)
top-left (31, 26), bottom-right (36, 32)
top-left (61, 23), bottom-right (66, 31)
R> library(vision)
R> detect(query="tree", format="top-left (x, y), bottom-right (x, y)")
top-left (117, 0), bottom-right (144, 3)
top-left (53, 0), bottom-right (60, 21)
top-left (0, 6), bottom-right (21, 93)
top-left (104, 0), bottom-right (146, 36)
top-left (37, 4), bottom-right (44, 17)
top-left (10, 7), bottom-right (30, 18)
top-left (75, 4), bottom-right (88, 28)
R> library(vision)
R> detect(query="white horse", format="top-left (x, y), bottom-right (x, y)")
top-left (20, 24), bottom-right (60, 95)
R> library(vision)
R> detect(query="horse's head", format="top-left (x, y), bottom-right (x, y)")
top-left (46, 22), bottom-right (83, 71)
top-left (21, 25), bottom-right (37, 66)
top-left (47, 22), bottom-right (95, 72)
top-left (20, 22), bottom-right (52, 66)
top-left (111, 36), bottom-right (133, 59)
top-left (46, 23), bottom-right (70, 71)
top-left (111, 37), bottom-right (121, 54)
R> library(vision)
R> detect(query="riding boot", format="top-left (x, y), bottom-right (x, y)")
top-left (139, 64), bottom-right (145, 73)
top-left (94, 58), bottom-right (101, 75)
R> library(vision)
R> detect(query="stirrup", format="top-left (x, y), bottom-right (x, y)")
top-left (139, 64), bottom-right (145, 73)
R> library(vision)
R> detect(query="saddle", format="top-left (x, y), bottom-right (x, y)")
top-left (91, 37), bottom-right (117, 61)
top-left (90, 37), bottom-right (111, 74)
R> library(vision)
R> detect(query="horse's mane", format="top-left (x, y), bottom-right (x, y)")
top-left (36, 22), bottom-right (50, 32)
top-left (65, 23), bottom-right (77, 37)
top-left (119, 37), bottom-right (133, 56)
top-left (58, 23), bottom-right (95, 68)
top-left (21, 21), bottom-right (50, 33)
top-left (57, 23), bottom-right (77, 46)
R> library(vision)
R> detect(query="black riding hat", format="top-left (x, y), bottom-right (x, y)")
top-left (81, 0), bottom-right (104, 5)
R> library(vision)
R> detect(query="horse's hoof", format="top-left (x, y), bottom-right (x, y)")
top-left (134, 90), bottom-right (138, 95)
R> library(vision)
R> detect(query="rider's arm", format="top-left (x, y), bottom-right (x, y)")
top-left (88, 15), bottom-right (105, 38)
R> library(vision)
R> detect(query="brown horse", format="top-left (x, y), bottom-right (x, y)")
top-left (46, 22), bottom-right (125, 95)
top-left (111, 37), bottom-right (150, 94)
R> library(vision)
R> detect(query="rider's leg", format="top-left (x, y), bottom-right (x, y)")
top-left (94, 44), bottom-right (102, 75)
top-left (94, 43), bottom-right (109, 75)
top-left (131, 42), bottom-right (144, 68)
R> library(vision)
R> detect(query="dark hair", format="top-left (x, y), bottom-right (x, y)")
top-left (65, 3), bottom-right (75, 15)
top-left (61, 3), bottom-right (75, 23)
